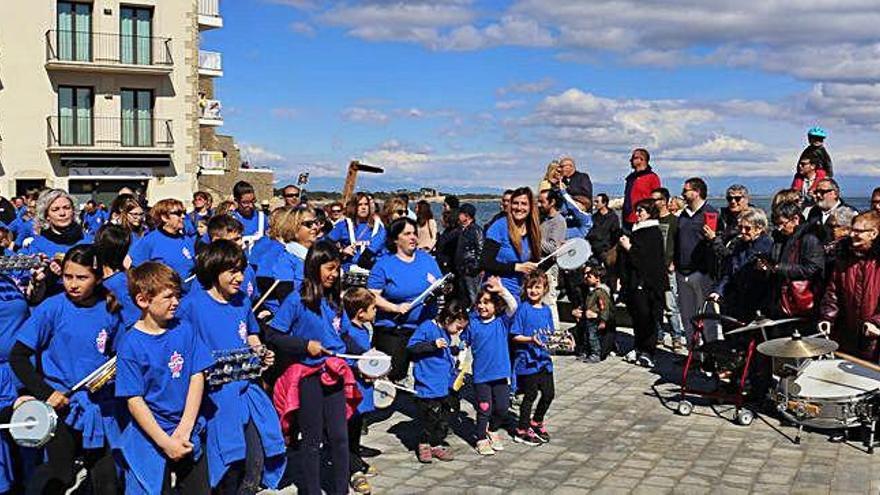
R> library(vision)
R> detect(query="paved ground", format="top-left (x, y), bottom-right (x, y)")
top-left (270, 335), bottom-right (880, 494)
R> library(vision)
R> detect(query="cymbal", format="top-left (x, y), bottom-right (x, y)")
top-left (726, 317), bottom-right (804, 335)
top-left (757, 335), bottom-right (838, 358)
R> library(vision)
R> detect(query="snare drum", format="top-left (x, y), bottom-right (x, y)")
top-left (778, 359), bottom-right (880, 429)
top-left (373, 380), bottom-right (396, 409)
top-left (356, 349), bottom-right (392, 379)
top-left (10, 401), bottom-right (58, 448)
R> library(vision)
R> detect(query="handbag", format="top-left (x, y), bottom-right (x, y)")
top-left (779, 238), bottom-right (814, 316)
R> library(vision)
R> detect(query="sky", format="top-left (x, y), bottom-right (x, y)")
top-left (206, 0), bottom-right (880, 195)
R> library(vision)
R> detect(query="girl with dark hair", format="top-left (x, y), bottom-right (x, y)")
top-left (110, 194), bottom-right (148, 246)
top-left (95, 224), bottom-right (142, 328)
top-left (268, 241), bottom-right (358, 495)
top-left (10, 244), bottom-right (123, 494)
top-left (618, 199), bottom-right (668, 368)
top-left (416, 200), bottom-right (437, 251)
top-left (327, 192), bottom-right (385, 269)
top-left (177, 240), bottom-right (286, 493)
top-left (367, 218), bottom-right (443, 382)
top-left (481, 187), bottom-right (542, 295)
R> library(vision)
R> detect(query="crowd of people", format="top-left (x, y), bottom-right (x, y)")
top-left (0, 126), bottom-right (876, 494)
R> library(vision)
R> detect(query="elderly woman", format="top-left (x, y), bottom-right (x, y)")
top-left (23, 189), bottom-right (91, 258)
top-left (126, 198), bottom-right (197, 280)
top-left (481, 186), bottom-right (541, 295)
top-left (820, 211), bottom-right (880, 362)
top-left (708, 208), bottom-right (773, 322)
top-left (367, 218), bottom-right (442, 382)
top-left (760, 201), bottom-right (825, 318)
top-left (618, 199), bottom-right (668, 368)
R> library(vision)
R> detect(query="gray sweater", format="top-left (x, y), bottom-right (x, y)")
top-left (540, 211), bottom-right (567, 255)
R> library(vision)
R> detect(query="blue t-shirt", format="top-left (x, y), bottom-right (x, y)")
top-left (23, 232), bottom-right (92, 259)
top-left (269, 293), bottom-right (345, 367)
top-left (102, 271), bottom-right (142, 329)
top-left (462, 313), bottom-right (511, 384)
top-left (408, 320), bottom-right (457, 399)
top-left (183, 210), bottom-right (212, 237)
top-left (328, 219), bottom-right (384, 266)
top-left (232, 210), bottom-right (268, 238)
top-left (17, 293), bottom-right (122, 392)
top-left (128, 229), bottom-right (197, 279)
top-left (0, 275), bottom-right (28, 362)
top-left (367, 250), bottom-right (442, 330)
top-left (510, 303), bottom-right (554, 376)
top-left (178, 288), bottom-right (259, 352)
top-left (115, 320), bottom-right (213, 432)
top-left (269, 251), bottom-right (304, 285)
top-left (242, 265), bottom-right (259, 303)
top-left (485, 216), bottom-right (532, 295)
top-left (341, 320), bottom-right (375, 413)
top-left (83, 210), bottom-right (109, 235)
top-left (9, 217), bottom-right (35, 247)
top-left (250, 237), bottom-right (284, 273)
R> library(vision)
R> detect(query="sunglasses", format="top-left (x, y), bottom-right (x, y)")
top-left (726, 195), bottom-right (744, 202)
top-left (394, 209), bottom-right (407, 216)
top-left (814, 189), bottom-right (834, 196)
top-left (301, 219), bottom-right (318, 229)
top-left (168, 210), bottom-right (185, 216)
top-left (330, 209), bottom-right (342, 214)
top-left (284, 193), bottom-right (300, 198)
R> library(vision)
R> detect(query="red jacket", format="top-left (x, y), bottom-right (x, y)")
top-left (623, 167), bottom-right (661, 224)
top-left (820, 251), bottom-right (880, 362)
top-left (791, 169), bottom-right (827, 196)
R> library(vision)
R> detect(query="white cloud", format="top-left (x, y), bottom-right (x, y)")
top-left (342, 107), bottom-right (390, 124)
top-left (289, 22), bottom-right (316, 37)
top-left (240, 144), bottom-right (285, 163)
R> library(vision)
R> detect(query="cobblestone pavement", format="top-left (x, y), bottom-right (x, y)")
top-left (270, 342), bottom-right (880, 494)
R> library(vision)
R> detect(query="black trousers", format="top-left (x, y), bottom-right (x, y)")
top-left (347, 414), bottom-right (367, 476)
top-left (627, 287), bottom-right (663, 357)
top-left (372, 325), bottom-right (414, 383)
top-left (216, 420), bottom-right (265, 495)
top-left (416, 396), bottom-right (453, 446)
top-left (298, 374), bottom-right (349, 495)
top-left (517, 371), bottom-right (555, 430)
top-left (25, 421), bottom-right (117, 495)
top-left (474, 379), bottom-right (509, 440)
top-left (161, 453), bottom-right (210, 494)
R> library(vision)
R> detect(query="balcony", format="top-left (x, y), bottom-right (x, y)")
top-left (47, 116), bottom-right (174, 154)
top-left (199, 151), bottom-right (227, 175)
top-left (45, 30), bottom-right (173, 75)
top-left (198, 0), bottom-right (223, 29)
top-left (198, 50), bottom-right (223, 77)
top-left (199, 99), bottom-right (223, 126)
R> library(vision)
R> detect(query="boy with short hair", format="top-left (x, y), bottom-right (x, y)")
top-left (200, 215), bottom-right (260, 303)
top-left (341, 287), bottom-right (379, 494)
top-left (575, 264), bottom-right (615, 363)
top-left (116, 262), bottom-right (214, 494)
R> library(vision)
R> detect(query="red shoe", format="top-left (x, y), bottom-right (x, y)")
top-left (531, 421), bottom-right (550, 443)
top-left (417, 443), bottom-right (433, 463)
top-left (431, 445), bottom-right (455, 461)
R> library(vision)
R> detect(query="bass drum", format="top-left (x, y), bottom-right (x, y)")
top-left (779, 359), bottom-right (880, 429)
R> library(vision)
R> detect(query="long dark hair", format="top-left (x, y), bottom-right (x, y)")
top-left (416, 200), bottom-right (433, 226)
top-left (300, 240), bottom-right (342, 314)
top-left (63, 244), bottom-right (120, 313)
top-left (507, 187), bottom-right (541, 262)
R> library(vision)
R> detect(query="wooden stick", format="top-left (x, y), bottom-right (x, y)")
top-left (834, 351), bottom-right (880, 374)
top-left (252, 280), bottom-right (280, 314)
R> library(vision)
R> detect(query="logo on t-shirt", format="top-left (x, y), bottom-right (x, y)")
top-left (168, 351), bottom-right (185, 378)
top-left (95, 329), bottom-right (108, 354)
top-left (332, 316), bottom-right (341, 333)
top-left (247, 282), bottom-right (254, 297)
top-left (238, 320), bottom-right (247, 343)
top-left (427, 273), bottom-right (437, 284)
top-left (182, 247), bottom-right (192, 259)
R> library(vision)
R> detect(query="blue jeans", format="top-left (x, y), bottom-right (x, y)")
top-left (665, 271), bottom-right (684, 338)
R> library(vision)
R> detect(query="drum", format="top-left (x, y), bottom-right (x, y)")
top-left (777, 359), bottom-right (880, 429)
top-left (373, 380), bottom-right (396, 409)
top-left (342, 267), bottom-right (370, 289)
top-left (10, 401), bottom-right (58, 448)
top-left (356, 349), bottom-right (392, 379)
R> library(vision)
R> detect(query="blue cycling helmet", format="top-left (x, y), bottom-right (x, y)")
top-left (807, 126), bottom-right (827, 138)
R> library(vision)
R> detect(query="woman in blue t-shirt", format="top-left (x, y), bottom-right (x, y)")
top-left (481, 187), bottom-right (541, 295)
top-left (259, 208), bottom-right (320, 313)
top-left (23, 189), bottom-right (91, 260)
top-left (111, 194), bottom-right (148, 248)
top-left (367, 218), bottom-right (442, 382)
top-left (327, 192), bottom-right (384, 268)
top-left (126, 199), bottom-right (197, 280)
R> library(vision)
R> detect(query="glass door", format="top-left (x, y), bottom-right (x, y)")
top-left (122, 89), bottom-right (153, 146)
top-left (58, 86), bottom-right (93, 146)
top-left (120, 7), bottom-right (152, 65)
top-left (57, 2), bottom-right (92, 62)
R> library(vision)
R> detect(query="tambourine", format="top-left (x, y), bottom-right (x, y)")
top-left (539, 238), bottom-right (592, 271)
top-left (0, 255), bottom-right (45, 272)
top-left (373, 379), bottom-right (416, 409)
top-left (334, 349), bottom-right (392, 379)
top-left (7, 400), bottom-right (58, 448)
top-left (206, 346), bottom-right (267, 387)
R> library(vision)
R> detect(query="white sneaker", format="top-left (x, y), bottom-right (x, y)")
top-left (624, 350), bottom-right (637, 363)
top-left (638, 354), bottom-right (655, 368)
top-left (489, 431), bottom-right (505, 451)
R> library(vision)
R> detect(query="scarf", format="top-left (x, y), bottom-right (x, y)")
top-left (41, 223), bottom-right (84, 246)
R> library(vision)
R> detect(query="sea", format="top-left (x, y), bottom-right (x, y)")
top-left (430, 196), bottom-right (874, 228)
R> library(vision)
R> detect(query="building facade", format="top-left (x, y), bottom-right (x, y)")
top-left (0, 0), bottom-right (272, 207)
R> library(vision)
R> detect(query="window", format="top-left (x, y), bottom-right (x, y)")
top-left (58, 86), bottom-right (93, 146)
top-left (57, 2), bottom-right (92, 62)
top-left (122, 89), bottom-right (153, 146)
top-left (120, 6), bottom-right (152, 65)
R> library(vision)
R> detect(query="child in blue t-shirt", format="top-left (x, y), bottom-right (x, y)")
top-left (510, 271), bottom-right (556, 446)
top-left (95, 224), bottom-right (143, 328)
top-left (461, 276), bottom-right (518, 456)
top-left (115, 262), bottom-right (213, 495)
top-left (341, 287), bottom-right (380, 494)
top-left (406, 299), bottom-right (469, 464)
top-left (202, 215), bottom-right (260, 304)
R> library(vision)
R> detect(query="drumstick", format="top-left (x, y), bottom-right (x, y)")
top-left (377, 379), bottom-right (416, 394)
top-left (332, 352), bottom-right (392, 361)
top-left (252, 280), bottom-right (280, 313)
top-left (833, 351), bottom-right (880, 374)
top-left (184, 274), bottom-right (197, 284)
top-left (69, 357), bottom-right (117, 394)
top-left (538, 240), bottom-right (573, 266)
top-left (0, 420), bottom-right (38, 430)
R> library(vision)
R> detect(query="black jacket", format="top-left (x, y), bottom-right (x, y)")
top-left (587, 209), bottom-right (621, 255)
top-left (622, 220), bottom-right (668, 295)
top-left (768, 222), bottom-right (825, 316)
top-left (454, 223), bottom-right (483, 276)
top-left (562, 171), bottom-right (593, 200)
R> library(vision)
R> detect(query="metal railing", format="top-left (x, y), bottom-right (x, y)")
top-left (198, 50), bottom-right (222, 72)
top-left (46, 30), bottom-right (173, 67)
top-left (199, 151), bottom-right (227, 171)
top-left (47, 116), bottom-right (174, 149)
top-left (199, 99), bottom-right (223, 121)
top-left (199, 0), bottom-right (221, 19)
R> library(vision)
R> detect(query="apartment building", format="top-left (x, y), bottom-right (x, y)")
top-left (0, 0), bottom-right (271, 206)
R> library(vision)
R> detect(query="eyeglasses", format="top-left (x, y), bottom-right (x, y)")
top-left (284, 193), bottom-right (300, 199)
top-left (814, 189), bottom-right (835, 196)
top-left (301, 219), bottom-right (318, 229)
top-left (128, 211), bottom-right (145, 217)
top-left (330, 209), bottom-right (342, 214)
top-left (727, 195), bottom-right (744, 202)
top-left (738, 224), bottom-right (754, 232)
top-left (168, 210), bottom-right (184, 217)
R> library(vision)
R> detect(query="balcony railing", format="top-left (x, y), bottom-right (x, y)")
top-left (198, 0), bottom-right (223, 28)
top-left (46, 30), bottom-right (173, 70)
top-left (47, 116), bottom-right (174, 150)
top-left (199, 99), bottom-right (223, 124)
top-left (198, 50), bottom-right (222, 75)
top-left (199, 151), bottom-right (228, 172)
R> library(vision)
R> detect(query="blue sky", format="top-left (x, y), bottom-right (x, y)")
top-left (205, 1), bottom-right (880, 195)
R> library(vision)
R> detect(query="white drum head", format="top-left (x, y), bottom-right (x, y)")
top-left (11, 401), bottom-right (58, 448)
top-left (357, 349), bottom-right (392, 379)
top-left (373, 380), bottom-right (396, 409)
top-left (556, 238), bottom-right (591, 271)
top-left (790, 359), bottom-right (880, 399)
